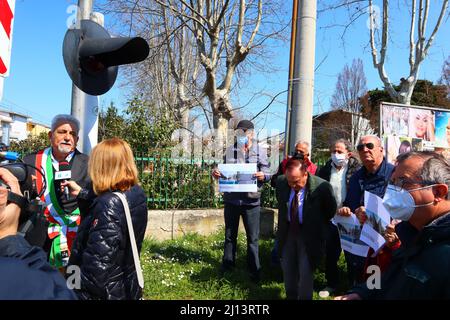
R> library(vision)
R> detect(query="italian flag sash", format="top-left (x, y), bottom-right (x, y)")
top-left (35, 148), bottom-right (80, 268)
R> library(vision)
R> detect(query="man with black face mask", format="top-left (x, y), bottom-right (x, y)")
top-left (336, 151), bottom-right (450, 300)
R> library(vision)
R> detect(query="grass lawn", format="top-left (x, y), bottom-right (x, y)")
top-left (141, 229), bottom-right (350, 300)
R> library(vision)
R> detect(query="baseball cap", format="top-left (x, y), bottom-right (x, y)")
top-left (236, 120), bottom-right (254, 131)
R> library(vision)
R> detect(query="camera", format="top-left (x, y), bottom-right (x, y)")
top-left (0, 159), bottom-right (46, 230)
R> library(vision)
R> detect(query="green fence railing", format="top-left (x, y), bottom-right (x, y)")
top-left (135, 152), bottom-right (278, 210)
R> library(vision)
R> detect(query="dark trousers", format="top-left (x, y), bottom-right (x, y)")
top-left (222, 203), bottom-right (261, 274)
top-left (281, 228), bottom-right (314, 300)
top-left (344, 251), bottom-right (366, 287)
top-left (324, 221), bottom-right (341, 288)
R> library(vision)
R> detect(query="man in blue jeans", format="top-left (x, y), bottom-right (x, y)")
top-left (212, 120), bottom-right (271, 283)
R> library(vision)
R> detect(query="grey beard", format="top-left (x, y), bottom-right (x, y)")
top-left (58, 144), bottom-right (72, 154)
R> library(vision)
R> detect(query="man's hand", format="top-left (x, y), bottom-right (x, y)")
top-left (253, 171), bottom-right (265, 182)
top-left (384, 223), bottom-right (400, 248)
top-left (60, 180), bottom-right (82, 197)
top-left (212, 169), bottom-right (221, 180)
top-left (354, 206), bottom-right (367, 224)
top-left (337, 207), bottom-right (352, 217)
top-left (0, 168), bottom-right (22, 237)
top-left (334, 293), bottom-right (362, 300)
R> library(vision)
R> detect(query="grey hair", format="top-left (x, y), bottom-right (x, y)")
top-left (397, 151), bottom-right (450, 197)
top-left (295, 140), bottom-right (310, 153)
top-left (331, 138), bottom-right (352, 152)
top-left (359, 135), bottom-right (382, 147)
top-left (51, 114), bottom-right (80, 134)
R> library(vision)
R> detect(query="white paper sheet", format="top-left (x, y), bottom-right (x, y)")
top-left (218, 163), bottom-right (257, 192)
top-left (360, 223), bottom-right (386, 253)
top-left (334, 213), bottom-right (370, 257)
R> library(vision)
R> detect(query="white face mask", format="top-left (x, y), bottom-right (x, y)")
top-left (382, 184), bottom-right (435, 221)
top-left (331, 152), bottom-right (347, 166)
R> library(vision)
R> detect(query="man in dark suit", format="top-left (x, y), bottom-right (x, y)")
top-left (20, 114), bottom-right (90, 269)
top-left (276, 152), bottom-right (337, 300)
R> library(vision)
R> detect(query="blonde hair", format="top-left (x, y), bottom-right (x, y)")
top-left (88, 138), bottom-right (139, 195)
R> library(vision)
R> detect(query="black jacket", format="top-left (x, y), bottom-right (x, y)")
top-left (351, 212), bottom-right (450, 299)
top-left (0, 235), bottom-right (77, 300)
top-left (69, 185), bottom-right (148, 300)
top-left (21, 149), bottom-right (90, 249)
top-left (316, 156), bottom-right (361, 187)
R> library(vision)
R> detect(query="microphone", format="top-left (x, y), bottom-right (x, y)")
top-left (55, 161), bottom-right (72, 200)
top-left (0, 151), bottom-right (19, 161)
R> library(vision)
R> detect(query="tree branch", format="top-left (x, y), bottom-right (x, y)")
top-left (250, 90), bottom-right (288, 121)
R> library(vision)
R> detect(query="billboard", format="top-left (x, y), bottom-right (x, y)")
top-left (380, 102), bottom-right (450, 162)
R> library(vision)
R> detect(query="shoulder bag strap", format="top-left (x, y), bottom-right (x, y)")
top-left (114, 192), bottom-right (144, 289)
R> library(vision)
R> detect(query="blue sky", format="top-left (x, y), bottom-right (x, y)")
top-left (1, 0), bottom-right (449, 134)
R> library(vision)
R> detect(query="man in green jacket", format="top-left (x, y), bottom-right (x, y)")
top-left (276, 153), bottom-right (337, 300)
top-left (336, 151), bottom-right (450, 300)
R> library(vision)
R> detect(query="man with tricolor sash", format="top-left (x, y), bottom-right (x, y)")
top-left (21, 114), bottom-right (90, 269)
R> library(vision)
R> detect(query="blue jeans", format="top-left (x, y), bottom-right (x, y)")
top-left (222, 203), bottom-right (261, 274)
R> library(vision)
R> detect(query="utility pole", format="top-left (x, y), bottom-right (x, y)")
top-left (71, 0), bottom-right (98, 154)
top-left (285, 0), bottom-right (317, 154)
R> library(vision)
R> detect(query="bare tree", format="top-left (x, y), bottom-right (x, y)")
top-left (101, 0), bottom-right (288, 136)
top-left (98, 1), bottom-right (204, 130)
top-left (156, 0), bottom-right (288, 133)
top-left (439, 55), bottom-right (450, 96)
top-left (319, 0), bottom-right (449, 105)
top-left (331, 58), bottom-right (373, 146)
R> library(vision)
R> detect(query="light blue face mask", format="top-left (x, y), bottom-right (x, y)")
top-left (382, 184), bottom-right (436, 221)
top-left (331, 152), bottom-right (347, 166)
top-left (237, 136), bottom-right (248, 146)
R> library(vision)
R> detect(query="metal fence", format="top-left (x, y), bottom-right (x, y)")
top-left (13, 146), bottom-right (326, 210)
top-left (135, 152), bottom-right (328, 210)
top-left (135, 152), bottom-right (278, 209)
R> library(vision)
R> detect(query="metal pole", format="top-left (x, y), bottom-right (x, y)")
top-left (77, 0), bottom-right (92, 21)
top-left (71, 0), bottom-right (98, 154)
top-left (288, 0), bottom-right (317, 153)
top-left (284, 0), bottom-right (299, 157)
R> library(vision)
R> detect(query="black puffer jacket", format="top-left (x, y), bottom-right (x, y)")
top-left (69, 185), bottom-right (148, 300)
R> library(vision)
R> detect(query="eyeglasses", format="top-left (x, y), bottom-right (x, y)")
top-left (388, 177), bottom-right (434, 191)
top-left (356, 142), bottom-right (375, 152)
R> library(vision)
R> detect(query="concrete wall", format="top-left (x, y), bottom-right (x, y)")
top-left (145, 207), bottom-right (278, 241)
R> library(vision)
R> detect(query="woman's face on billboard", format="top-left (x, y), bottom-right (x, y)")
top-left (414, 113), bottom-right (429, 138)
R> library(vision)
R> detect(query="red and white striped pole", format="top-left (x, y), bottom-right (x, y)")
top-left (0, 0), bottom-right (16, 101)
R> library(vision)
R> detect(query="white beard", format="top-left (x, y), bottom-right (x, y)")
top-left (58, 144), bottom-right (72, 154)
